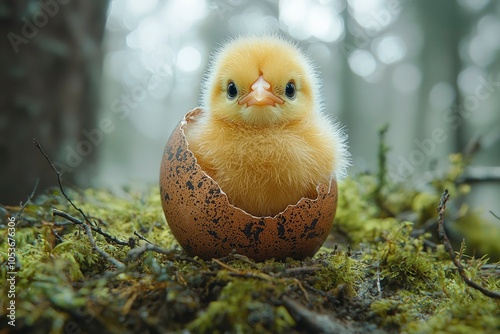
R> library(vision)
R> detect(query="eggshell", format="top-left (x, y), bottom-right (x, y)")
top-left (159, 108), bottom-right (338, 261)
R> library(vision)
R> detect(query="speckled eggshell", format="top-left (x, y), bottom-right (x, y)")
top-left (160, 108), bottom-right (338, 262)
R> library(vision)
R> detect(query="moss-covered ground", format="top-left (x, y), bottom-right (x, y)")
top-left (1, 153), bottom-right (499, 333)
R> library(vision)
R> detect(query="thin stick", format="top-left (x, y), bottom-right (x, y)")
top-left (52, 209), bottom-right (124, 268)
top-left (34, 139), bottom-right (94, 227)
top-left (212, 258), bottom-right (276, 282)
top-left (212, 258), bottom-right (241, 273)
top-left (375, 262), bottom-right (382, 299)
top-left (126, 243), bottom-right (202, 266)
top-left (490, 211), bottom-right (500, 221)
top-left (218, 252), bottom-right (259, 269)
top-left (14, 178), bottom-right (39, 220)
top-left (81, 221), bottom-right (125, 269)
top-left (437, 189), bottom-right (500, 299)
top-left (275, 266), bottom-right (321, 277)
top-left (34, 139), bottom-right (190, 269)
top-left (460, 166), bottom-right (500, 183)
top-left (133, 231), bottom-right (158, 246)
top-left (53, 209), bottom-right (129, 246)
top-left (282, 296), bottom-right (350, 334)
top-left (36, 139), bottom-right (131, 248)
top-left (127, 243), bottom-right (174, 260)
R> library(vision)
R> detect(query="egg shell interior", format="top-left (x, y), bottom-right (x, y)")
top-left (159, 108), bottom-right (338, 261)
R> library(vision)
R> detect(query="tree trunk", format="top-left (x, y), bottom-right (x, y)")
top-left (0, 0), bottom-right (109, 205)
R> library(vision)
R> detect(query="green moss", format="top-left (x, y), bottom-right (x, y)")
top-left (454, 211), bottom-right (500, 262)
top-left (1, 152), bottom-right (499, 333)
top-left (313, 251), bottom-right (363, 297)
top-left (188, 278), bottom-right (295, 333)
top-left (370, 289), bottom-right (443, 329)
top-left (370, 222), bottom-right (444, 290)
top-left (403, 265), bottom-right (500, 333)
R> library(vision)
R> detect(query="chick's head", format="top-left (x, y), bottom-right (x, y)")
top-left (202, 36), bottom-right (322, 127)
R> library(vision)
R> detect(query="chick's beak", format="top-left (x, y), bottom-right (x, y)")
top-left (238, 75), bottom-right (284, 107)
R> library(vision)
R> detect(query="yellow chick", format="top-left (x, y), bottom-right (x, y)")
top-left (185, 35), bottom-right (349, 217)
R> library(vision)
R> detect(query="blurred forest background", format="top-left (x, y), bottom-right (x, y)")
top-left (1, 0), bottom-right (499, 224)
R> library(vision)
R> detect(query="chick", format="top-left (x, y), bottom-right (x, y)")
top-left (185, 35), bottom-right (349, 217)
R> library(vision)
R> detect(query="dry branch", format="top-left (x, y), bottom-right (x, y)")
top-left (53, 209), bottom-right (129, 246)
top-left (35, 139), bottom-right (128, 268)
top-left (282, 296), bottom-right (350, 334)
top-left (34, 139), bottom-right (94, 226)
top-left (437, 189), bottom-right (500, 299)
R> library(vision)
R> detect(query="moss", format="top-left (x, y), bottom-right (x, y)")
top-left (1, 152), bottom-right (499, 333)
top-left (454, 211), bottom-right (500, 262)
top-left (370, 222), bottom-right (444, 290)
top-left (313, 251), bottom-right (363, 297)
top-left (370, 289), bottom-right (443, 330)
top-left (403, 265), bottom-right (500, 333)
top-left (187, 278), bottom-right (295, 333)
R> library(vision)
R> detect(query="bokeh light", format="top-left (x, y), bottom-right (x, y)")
top-left (477, 15), bottom-right (500, 49)
top-left (468, 35), bottom-right (495, 67)
top-left (457, 0), bottom-right (490, 12)
top-left (348, 0), bottom-right (398, 30)
top-left (457, 66), bottom-right (486, 95)
top-left (228, 7), bottom-right (280, 34)
top-left (429, 82), bottom-right (456, 110)
top-left (348, 49), bottom-right (377, 77)
top-left (176, 46), bottom-right (202, 73)
top-left (374, 34), bottom-right (406, 64)
top-left (279, 0), bottom-right (344, 42)
top-left (125, 0), bottom-right (158, 17)
top-left (162, 0), bottom-right (208, 32)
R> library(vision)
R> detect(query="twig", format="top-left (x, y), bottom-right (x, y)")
top-left (480, 264), bottom-right (500, 278)
top-left (490, 211), bottom-right (500, 221)
top-left (273, 266), bottom-right (321, 277)
top-left (14, 178), bottom-right (39, 220)
top-left (291, 278), bottom-right (310, 302)
top-left (53, 209), bottom-right (129, 246)
top-left (212, 259), bottom-right (311, 301)
top-left (133, 231), bottom-right (158, 246)
top-left (212, 258), bottom-right (243, 273)
top-left (52, 209), bottom-right (125, 269)
top-left (126, 243), bottom-right (202, 266)
top-left (437, 189), bottom-right (500, 299)
top-left (52, 220), bottom-right (74, 226)
top-left (281, 296), bottom-right (350, 334)
top-left (127, 243), bottom-right (174, 261)
top-left (82, 216), bottom-right (125, 269)
top-left (375, 261), bottom-right (382, 299)
top-left (462, 135), bottom-right (481, 160)
top-left (3, 181), bottom-right (37, 271)
top-left (218, 252), bottom-right (259, 269)
top-left (35, 139), bottom-right (191, 270)
top-left (34, 139), bottom-right (95, 227)
top-left (232, 254), bottom-right (259, 268)
top-left (51, 229), bottom-right (65, 243)
top-left (212, 258), bottom-right (277, 282)
top-left (302, 282), bottom-right (333, 299)
top-left (459, 166), bottom-right (500, 183)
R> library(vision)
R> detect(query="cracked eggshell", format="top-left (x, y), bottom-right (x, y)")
top-left (159, 108), bottom-right (338, 262)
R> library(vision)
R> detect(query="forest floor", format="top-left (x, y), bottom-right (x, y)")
top-left (1, 138), bottom-right (499, 333)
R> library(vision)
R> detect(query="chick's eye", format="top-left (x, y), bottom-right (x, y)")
top-left (227, 81), bottom-right (238, 99)
top-left (285, 82), bottom-right (296, 99)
